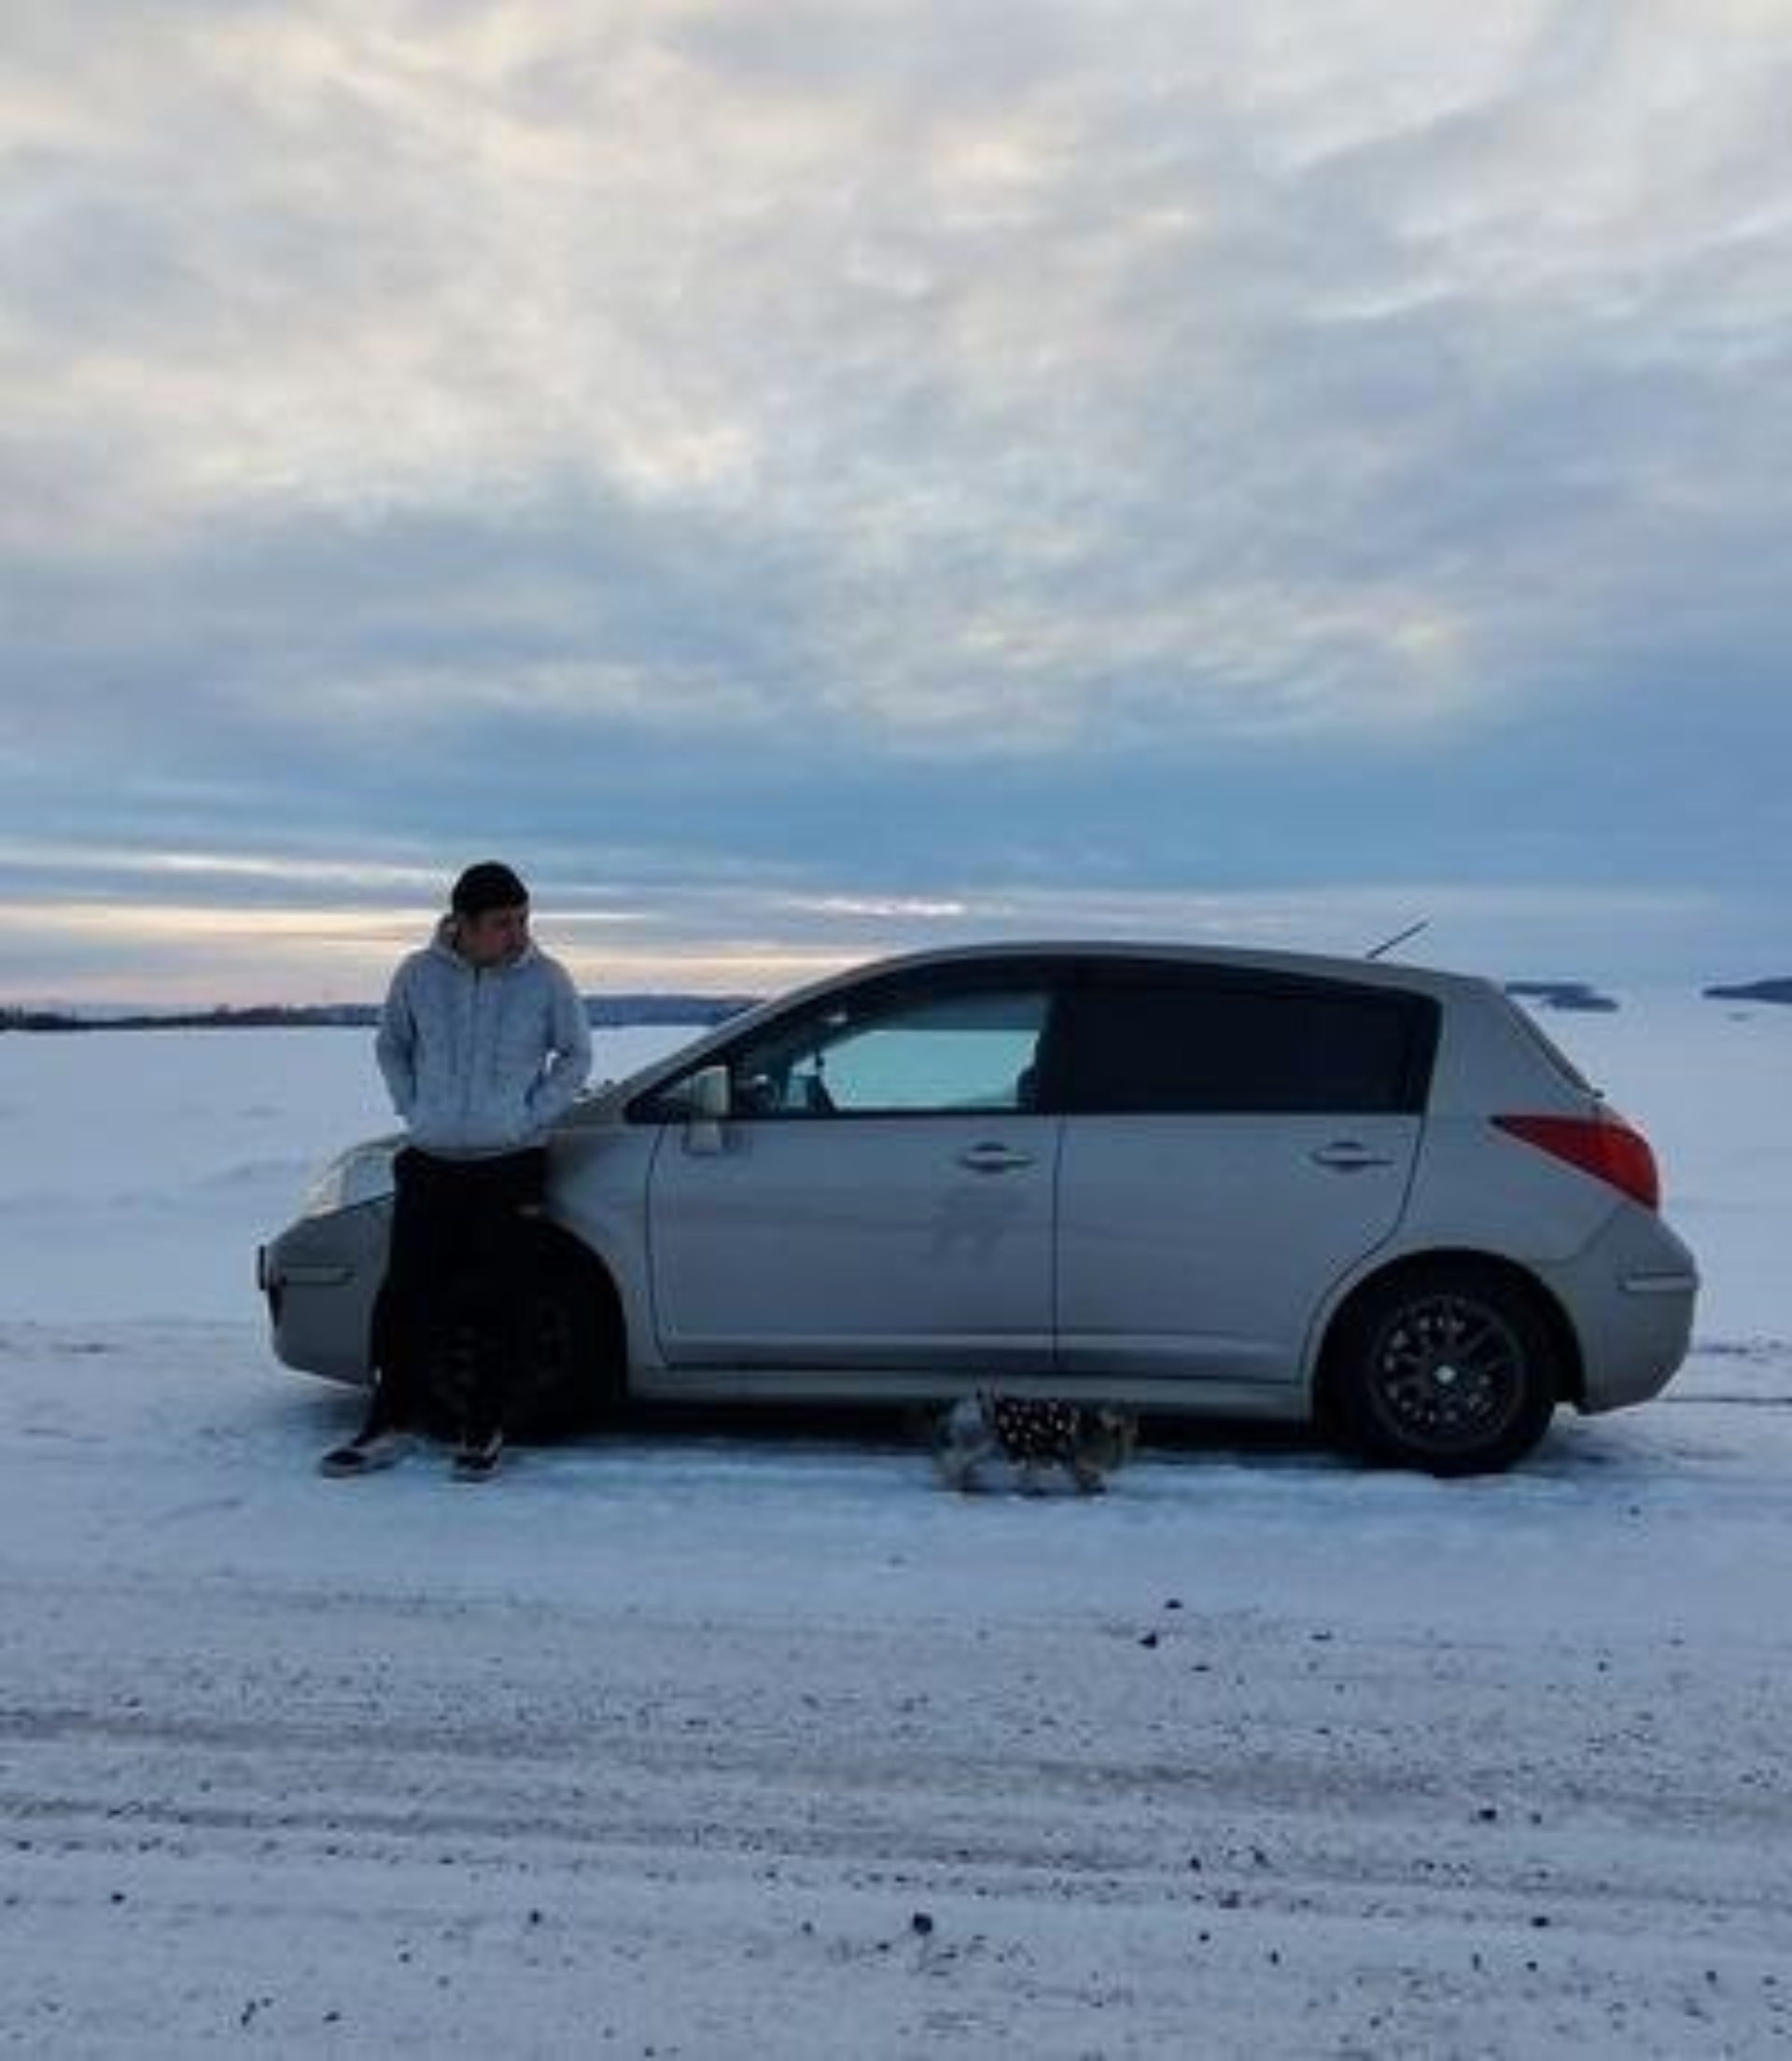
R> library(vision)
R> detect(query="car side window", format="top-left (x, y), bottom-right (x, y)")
top-left (730, 986), bottom-right (1054, 1116)
top-left (1061, 979), bottom-right (1435, 1115)
top-left (629, 985), bottom-right (1053, 1121)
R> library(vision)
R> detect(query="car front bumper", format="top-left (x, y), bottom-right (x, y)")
top-left (258, 1202), bottom-right (390, 1387)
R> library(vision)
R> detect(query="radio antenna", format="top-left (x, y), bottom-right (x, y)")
top-left (1365, 918), bottom-right (1428, 960)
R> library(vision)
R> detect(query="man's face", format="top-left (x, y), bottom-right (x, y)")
top-left (456, 903), bottom-right (530, 967)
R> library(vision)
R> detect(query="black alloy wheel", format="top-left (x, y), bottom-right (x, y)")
top-left (1328, 1264), bottom-right (1560, 1476)
top-left (422, 1235), bottom-right (620, 1439)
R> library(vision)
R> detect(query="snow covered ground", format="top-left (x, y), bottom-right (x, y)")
top-left (2, 996), bottom-right (1789, 2055)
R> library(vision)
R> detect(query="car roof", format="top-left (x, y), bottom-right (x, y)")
top-left (794, 938), bottom-right (1489, 1001)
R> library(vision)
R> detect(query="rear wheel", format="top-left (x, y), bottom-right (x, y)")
top-left (1324, 1263), bottom-right (1560, 1476)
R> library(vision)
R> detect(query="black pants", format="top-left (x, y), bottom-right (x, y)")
top-left (368, 1146), bottom-right (547, 1438)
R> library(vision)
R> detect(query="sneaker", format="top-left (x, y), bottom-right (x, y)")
top-left (317, 1427), bottom-right (416, 1479)
top-left (451, 1429), bottom-right (504, 1483)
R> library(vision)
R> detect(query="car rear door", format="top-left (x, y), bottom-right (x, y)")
top-left (1051, 965), bottom-right (1435, 1388)
top-left (641, 965), bottom-right (1067, 1377)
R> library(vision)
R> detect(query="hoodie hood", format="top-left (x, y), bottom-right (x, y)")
top-left (428, 914), bottom-right (539, 975)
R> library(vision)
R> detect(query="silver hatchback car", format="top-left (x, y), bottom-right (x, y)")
top-left (259, 942), bottom-right (1699, 1474)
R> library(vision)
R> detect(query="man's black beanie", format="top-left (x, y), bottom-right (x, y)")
top-left (451, 861), bottom-right (529, 917)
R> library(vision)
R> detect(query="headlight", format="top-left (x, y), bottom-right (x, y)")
top-left (301, 1141), bottom-right (399, 1218)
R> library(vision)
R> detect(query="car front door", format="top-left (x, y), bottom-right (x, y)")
top-left (1052, 967), bottom-right (1435, 1388)
top-left (641, 968), bottom-right (1064, 1377)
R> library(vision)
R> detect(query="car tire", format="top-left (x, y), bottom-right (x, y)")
top-left (511, 1244), bottom-right (624, 1437)
top-left (1323, 1262), bottom-right (1560, 1477)
top-left (424, 1231), bottom-right (624, 1440)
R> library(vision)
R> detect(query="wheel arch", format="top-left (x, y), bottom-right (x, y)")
top-left (526, 1214), bottom-right (631, 1408)
top-left (1310, 1247), bottom-right (1586, 1428)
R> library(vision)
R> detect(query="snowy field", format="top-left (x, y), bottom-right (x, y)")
top-left (1, 997), bottom-right (1789, 2056)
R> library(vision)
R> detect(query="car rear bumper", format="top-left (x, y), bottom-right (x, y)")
top-left (1545, 1208), bottom-right (1700, 1412)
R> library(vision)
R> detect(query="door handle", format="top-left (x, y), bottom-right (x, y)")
top-left (957, 1143), bottom-right (1035, 1174)
top-left (1310, 1142), bottom-right (1395, 1171)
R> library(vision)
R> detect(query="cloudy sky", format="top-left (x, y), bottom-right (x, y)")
top-left (3, 0), bottom-right (1788, 1005)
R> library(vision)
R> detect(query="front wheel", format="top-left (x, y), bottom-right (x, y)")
top-left (422, 1231), bottom-right (624, 1439)
top-left (508, 1249), bottom-right (623, 1437)
top-left (1323, 1264), bottom-right (1560, 1476)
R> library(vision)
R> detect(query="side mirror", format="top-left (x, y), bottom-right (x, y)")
top-left (683, 1064), bottom-right (732, 1156)
top-left (690, 1065), bottom-right (732, 1118)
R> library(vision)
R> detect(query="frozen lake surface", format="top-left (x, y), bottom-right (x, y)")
top-left (1, 997), bottom-right (1787, 2054)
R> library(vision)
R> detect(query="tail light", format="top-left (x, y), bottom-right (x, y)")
top-left (1493, 1110), bottom-right (1660, 1211)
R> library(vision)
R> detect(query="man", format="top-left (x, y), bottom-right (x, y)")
top-left (319, 861), bottom-right (593, 1482)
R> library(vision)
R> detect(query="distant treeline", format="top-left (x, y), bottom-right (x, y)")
top-left (8, 978), bottom-right (1792, 1035)
top-left (1702, 977), bottom-right (1792, 1005)
top-left (1, 995), bottom-right (761, 1034)
top-left (1505, 980), bottom-right (1619, 1014)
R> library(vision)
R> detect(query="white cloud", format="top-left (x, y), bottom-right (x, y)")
top-left (1, 0), bottom-right (1787, 997)
top-left (0, 871), bottom-right (1752, 1007)
top-left (8, 4), bottom-right (1785, 644)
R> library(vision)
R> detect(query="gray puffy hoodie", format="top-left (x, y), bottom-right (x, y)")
top-left (375, 918), bottom-right (594, 1157)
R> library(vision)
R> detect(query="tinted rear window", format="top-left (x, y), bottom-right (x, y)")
top-left (1058, 978), bottom-right (1435, 1115)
